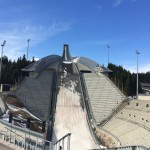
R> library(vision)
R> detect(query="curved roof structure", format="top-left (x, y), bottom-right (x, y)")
top-left (21, 55), bottom-right (62, 72)
top-left (73, 56), bottom-right (112, 73)
top-left (21, 44), bottom-right (111, 74)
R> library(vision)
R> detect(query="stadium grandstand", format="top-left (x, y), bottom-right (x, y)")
top-left (0, 44), bottom-right (149, 150)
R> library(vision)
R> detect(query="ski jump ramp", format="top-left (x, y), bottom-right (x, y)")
top-left (52, 81), bottom-right (99, 150)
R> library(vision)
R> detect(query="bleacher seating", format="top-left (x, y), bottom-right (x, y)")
top-left (125, 99), bottom-right (150, 111)
top-left (102, 99), bottom-right (150, 148)
top-left (83, 73), bottom-right (126, 124)
top-left (15, 70), bottom-right (54, 121)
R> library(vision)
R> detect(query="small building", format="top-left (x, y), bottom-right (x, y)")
top-left (0, 84), bottom-right (11, 92)
top-left (141, 82), bottom-right (150, 95)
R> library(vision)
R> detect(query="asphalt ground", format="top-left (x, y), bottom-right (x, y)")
top-left (0, 142), bottom-right (13, 150)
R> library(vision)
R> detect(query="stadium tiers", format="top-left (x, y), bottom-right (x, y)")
top-left (102, 99), bottom-right (150, 147)
top-left (83, 73), bottom-right (126, 124)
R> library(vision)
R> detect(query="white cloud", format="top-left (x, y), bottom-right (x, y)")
top-left (34, 58), bottom-right (39, 61)
top-left (30, 57), bottom-right (39, 61)
top-left (113, 0), bottom-right (137, 7)
top-left (0, 20), bottom-right (73, 60)
top-left (97, 5), bottom-right (102, 10)
top-left (113, 0), bottom-right (124, 7)
top-left (138, 63), bottom-right (150, 73)
top-left (123, 62), bottom-right (150, 73)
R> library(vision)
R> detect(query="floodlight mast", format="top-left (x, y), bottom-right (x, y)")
top-left (27, 39), bottom-right (30, 61)
top-left (107, 45), bottom-right (110, 67)
top-left (0, 40), bottom-right (6, 83)
top-left (136, 49), bottom-right (140, 100)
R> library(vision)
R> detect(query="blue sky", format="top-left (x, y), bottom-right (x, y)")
top-left (0, 0), bottom-right (150, 72)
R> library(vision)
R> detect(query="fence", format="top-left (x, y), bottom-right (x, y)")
top-left (0, 129), bottom-right (47, 150)
top-left (53, 133), bottom-right (71, 150)
top-left (0, 125), bottom-right (71, 150)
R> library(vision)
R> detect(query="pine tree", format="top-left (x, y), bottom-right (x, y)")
top-left (124, 75), bottom-right (132, 96)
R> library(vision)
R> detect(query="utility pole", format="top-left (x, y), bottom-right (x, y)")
top-left (136, 50), bottom-right (140, 100)
top-left (0, 40), bottom-right (6, 84)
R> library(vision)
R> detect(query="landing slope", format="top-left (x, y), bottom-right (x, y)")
top-left (52, 79), bottom-right (98, 150)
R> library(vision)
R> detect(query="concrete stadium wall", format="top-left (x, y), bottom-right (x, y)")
top-left (139, 95), bottom-right (150, 101)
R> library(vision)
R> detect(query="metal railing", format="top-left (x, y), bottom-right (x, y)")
top-left (46, 71), bottom-right (57, 141)
top-left (0, 120), bottom-right (43, 138)
top-left (77, 71), bottom-right (101, 146)
top-left (1, 128), bottom-right (148, 150)
top-left (100, 145), bottom-right (148, 150)
top-left (0, 129), bottom-right (51, 150)
top-left (0, 126), bottom-right (71, 150)
top-left (53, 133), bottom-right (71, 150)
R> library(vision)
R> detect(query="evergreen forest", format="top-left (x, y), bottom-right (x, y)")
top-left (0, 55), bottom-right (34, 86)
top-left (0, 55), bottom-right (150, 96)
top-left (108, 63), bottom-right (150, 96)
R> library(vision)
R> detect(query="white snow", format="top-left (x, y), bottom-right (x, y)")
top-left (1, 117), bottom-right (9, 122)
top-left (21, 107), bottom-right (41, 121)
top-left (62, 61), bottom-right (72, 64)
top-left (73, 57), bottom-right (80, 63)
top-left (5, 102), bottom-right (41, 121)
top-left (15, 122), bottom-right (26, 128)
top-left (1, 102), bottom-right (41, 128)
top-left (6, 103), bottom-right (20, 111)
top-left (62, 80), bottom-right (77, 93)
top-left (52, 80), bottom-right (98, 150)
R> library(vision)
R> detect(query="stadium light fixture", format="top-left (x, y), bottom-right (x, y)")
top-left (0, 40), bottom-right (6, 83)
top-left (136, 49), bottom-right (140, 100)
top-left (107, 44), bottom-right (110, 67)
top-left (27, 38), bottom-right (30, 61)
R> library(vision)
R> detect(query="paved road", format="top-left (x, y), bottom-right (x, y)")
top-left (0, 143), bottom-right (13, 150)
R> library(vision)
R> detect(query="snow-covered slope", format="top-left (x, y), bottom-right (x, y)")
top-left (52, 79), bottom-right (98, 150)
